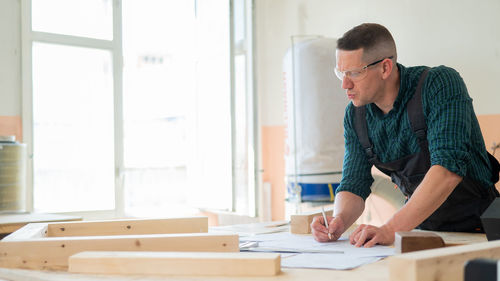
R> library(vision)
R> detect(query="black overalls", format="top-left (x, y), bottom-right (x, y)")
top-left (353, 68), bottom-right (500, 232)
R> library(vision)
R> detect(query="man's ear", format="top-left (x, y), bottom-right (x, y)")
top-left (381, 59), bottom-right (394, 80)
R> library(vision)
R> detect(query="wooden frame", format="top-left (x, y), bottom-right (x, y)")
top-left (69, 251), bottom-right (281, 276)
top-left (0, 217), bottom-right (239, 271)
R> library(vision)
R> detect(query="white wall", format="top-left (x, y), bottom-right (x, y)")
top-left (0, 0), bottom-right (21, 116)
top-left (256, 0), bottom-right (500, 126)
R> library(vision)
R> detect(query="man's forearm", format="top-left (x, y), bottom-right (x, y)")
top-left (334, 191), bottom-right (365, 230)
top-left (384, 164), bottom-right (462, 232)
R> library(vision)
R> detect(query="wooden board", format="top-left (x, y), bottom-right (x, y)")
top-left (389, 239), bottom-right (500, 281)
top-left (0, 213), bottom-right (82, 235)
top-left (69, 251), bottom-right (281, 276)
top-left (1, 222), bottom-right (48, 241)
top-left (0, 217), bottom-right (238, 271)
top-left (395, 231), bottom-right (445, 253)
top-left (432, 230), bottom-right (488, 246)
top-left (46, 217), bottom-right (208, 237)
top-left (290, 209), bottom-right (333, 234)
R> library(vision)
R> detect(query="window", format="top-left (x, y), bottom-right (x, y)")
top-left (31, 42), bottom-right (115, 212)
top-left (22, 0), bottom-right (257, 218)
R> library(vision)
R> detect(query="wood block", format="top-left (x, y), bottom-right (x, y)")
top-left (46, 217), bottom-right (208, 237)
top-left (389, 239), bottom-right (500, 281)
top-left (395, 231), bottom-right (445, 253)
top-left (290, 209), bottom-right (332, 234)
top-left (69, 251), bottom-right (281, 276)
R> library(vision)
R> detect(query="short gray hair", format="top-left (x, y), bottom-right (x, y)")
top-left (337, 23), bottom-right (397, 63)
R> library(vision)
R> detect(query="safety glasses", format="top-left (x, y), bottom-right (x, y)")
top-left (334, 56), bottom-right (393, 82)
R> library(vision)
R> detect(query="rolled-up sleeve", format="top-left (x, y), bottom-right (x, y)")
top-left (425, 66), bottom-right (472, 177)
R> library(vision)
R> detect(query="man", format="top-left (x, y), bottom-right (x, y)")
top-left (311, 23), bottom-right (500, 247)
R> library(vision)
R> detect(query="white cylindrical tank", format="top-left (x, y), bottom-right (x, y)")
top-left (283, 37), bottom-right (348, 202)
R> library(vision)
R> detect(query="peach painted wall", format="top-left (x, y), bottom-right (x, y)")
top-left (261, 125), bottom-right (285, 221)
top-left (477, 114), bottom-right (500, 192)
top-left (0, 116), bottom-right (22, 142)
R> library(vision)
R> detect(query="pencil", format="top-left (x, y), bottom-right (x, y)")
top-left (321, 207), bottom-right (332, 240)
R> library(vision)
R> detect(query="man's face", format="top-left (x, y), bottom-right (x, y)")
top-left (335, 49), bottom-right (382, 107)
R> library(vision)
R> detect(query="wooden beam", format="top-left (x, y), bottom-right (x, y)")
top-left (389, 240), bottom-right (500, 281)
top-left (2, 223), bottom-right (48, 241)
top-left (0, 232), bottom-right (239, 270)
top-left (395, 231), bottom-right (445, 253)
top-left (46, 217), bottom-right (208, 237)
top-left (68, 251), bottom-right (281, 276)
top-left (434, 231), bottom-right (487, 246)
top-left (290, 209), bottom-right (332, 234)
top-left (0, 213), bottom-right (81, 236)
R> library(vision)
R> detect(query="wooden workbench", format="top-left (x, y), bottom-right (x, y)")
top-left (0, 226), bottom-right (487, 281)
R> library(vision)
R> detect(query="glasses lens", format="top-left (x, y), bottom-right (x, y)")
top-left (350, 70), bottom-right (367, 81)
top-left (334, 68), bottom-right (368, 82)
top-left (334, 68), bottom-right (344, 81)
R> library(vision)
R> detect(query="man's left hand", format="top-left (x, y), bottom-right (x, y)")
top-left (349, 224), bottom-right (395, 247)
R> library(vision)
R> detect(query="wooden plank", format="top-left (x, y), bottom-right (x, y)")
top-left (0, 233), bottom-right (239, 270)
top-left (389, 240), bottom-right (500, 281)
top-left (433, 230), bottom-right (487, 246)
top-left (68, 251), bottom-right (281, 276)
top-left (0, 213), bottom-right (82, 235)
top-left (290, 209), bottom-right (332, 234)
top-left (46, 217), bottom-right (208, 237)
top-left (395, 231), bottom-right (445, 253)
top-left (1, 223), bottom-right (48, 241)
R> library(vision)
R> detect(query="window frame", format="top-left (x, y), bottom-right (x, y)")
top-left (229, 0), bottom-right (258, 216)
top-left (21, 0), bottom-right (258, 219)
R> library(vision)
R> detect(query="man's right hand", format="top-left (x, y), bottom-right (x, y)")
top-left (311, 215), bottom-right (345, 242)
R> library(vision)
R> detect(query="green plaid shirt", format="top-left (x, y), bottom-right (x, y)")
top-left (337, 63), bottom-right (494, 200)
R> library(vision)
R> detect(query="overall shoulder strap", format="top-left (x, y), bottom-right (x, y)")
top-left (407, 68), bottom-right (430, 144)
top-left (353, 105), bottom-right (378, 165)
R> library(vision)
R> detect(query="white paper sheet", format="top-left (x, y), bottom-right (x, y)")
top-left (281, 253), bottom-right (382, 270)
top-left (240, 231), bottom-right (395, 257)
top-left (240, 231), bottom-right (394, 270)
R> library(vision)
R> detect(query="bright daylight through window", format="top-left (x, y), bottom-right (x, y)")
top-left (26, 0), bottom-right (255, 218)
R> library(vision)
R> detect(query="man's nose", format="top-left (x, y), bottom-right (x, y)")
top-left (342, 76), bottom-right (353, 89)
